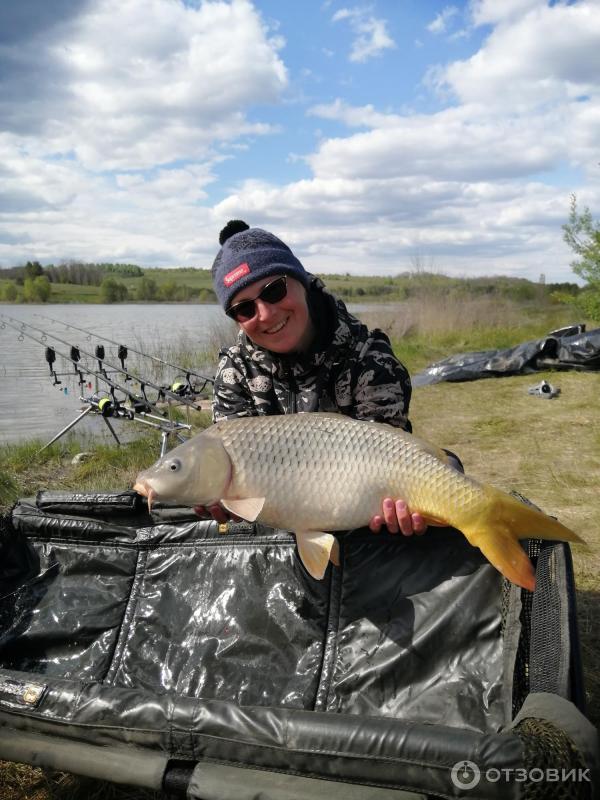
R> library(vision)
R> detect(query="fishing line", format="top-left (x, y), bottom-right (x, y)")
top-left (35, 312), bottom-right (214, 392)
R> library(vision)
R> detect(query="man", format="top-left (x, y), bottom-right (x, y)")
top-left (198, 220), bottom-right (427, 536)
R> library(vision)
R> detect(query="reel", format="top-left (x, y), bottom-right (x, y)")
top-left (90, 392), bottom-right (116, 417)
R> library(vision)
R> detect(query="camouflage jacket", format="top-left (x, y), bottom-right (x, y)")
top-left (212, 280), bottom-right (412, 431)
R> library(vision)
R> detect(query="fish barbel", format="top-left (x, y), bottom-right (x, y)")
top-left (133, 412), bottom-right (581, 589)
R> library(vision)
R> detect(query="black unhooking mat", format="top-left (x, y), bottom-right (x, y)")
top-left (0, 491), bottom-right (597, 799)
top-left (413, 324), bottom-right (600, 386)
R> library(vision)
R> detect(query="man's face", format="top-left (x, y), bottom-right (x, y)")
top-left (230, 275), bottom-right (313, 353)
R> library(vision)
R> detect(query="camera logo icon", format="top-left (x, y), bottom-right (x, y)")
top-left (451, 760), bottom-right (481, 790)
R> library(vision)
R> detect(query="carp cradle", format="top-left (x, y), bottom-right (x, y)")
top-left (0, 490), bottom-right (597, 799)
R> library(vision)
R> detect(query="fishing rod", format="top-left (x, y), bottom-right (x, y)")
top-left (0, 317), bottom-right (191, 454)
top-left (1, 315), bottom-right (177, 419)
top-left (1, 313), bottom-right (207, 412)
top-left (35, 312), bottom-right (214, 391)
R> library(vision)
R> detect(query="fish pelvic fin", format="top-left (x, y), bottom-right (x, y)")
top-left (295, 531), bottom-right (338, 580)
top-left (461, 486), bottom-right (583, 591)
top-left (221, 497), bottom-right (265, 521)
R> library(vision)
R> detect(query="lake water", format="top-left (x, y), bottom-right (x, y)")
top-left (0, 304), bottom-right (233, 446)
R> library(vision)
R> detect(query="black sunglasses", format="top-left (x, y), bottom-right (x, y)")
top-left (225, 275), bottom-right (288, 322)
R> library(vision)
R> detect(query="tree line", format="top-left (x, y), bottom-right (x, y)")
top-left (100, 276), bottom-right (216, 303)
top-left (0, 260), bottom-right (218, 304)
top-left (1, 260), bottom-right (144, 286)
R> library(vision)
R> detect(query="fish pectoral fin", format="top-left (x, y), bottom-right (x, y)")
top-left (221, 497), bottom-right (265, 521)
top-left (295, 531), bottom-right (338, 580)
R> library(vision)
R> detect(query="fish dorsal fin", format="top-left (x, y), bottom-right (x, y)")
top-left (295, 531), bottom-right (338, 580)
top-left (221, 497), bottom-right (265, 521)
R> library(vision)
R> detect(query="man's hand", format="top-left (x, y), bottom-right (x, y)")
top-left (194, 503), bottom-right (242, 523)
top-left (369, 498), bottom-right (427, 536)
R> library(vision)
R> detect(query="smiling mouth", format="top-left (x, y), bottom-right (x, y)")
top-left (265, 316), bottom-right (288, 335)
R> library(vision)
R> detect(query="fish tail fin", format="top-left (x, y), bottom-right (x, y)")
top-left (462, 487), bottom-right (582, 591)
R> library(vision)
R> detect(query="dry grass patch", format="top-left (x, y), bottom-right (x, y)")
top-left (359, 293), bottom-right (571, 344)
top-left (362, 294), bottom-right (531, 339)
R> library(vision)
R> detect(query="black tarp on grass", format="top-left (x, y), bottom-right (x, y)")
top-left (414, 324), bottom-right (600, 386)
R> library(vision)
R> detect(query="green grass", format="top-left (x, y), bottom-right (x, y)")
top-left (47, 283), bottom-right (104, 302)
top-left (0, 440), bottom-right (79, 507)
top-left (390, 325), bottom-right (544, 373)
top-left (0, 269), bottom-right (216, 304)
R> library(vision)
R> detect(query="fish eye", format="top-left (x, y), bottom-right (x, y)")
top-left (168, 458), bottom-right (182, 472)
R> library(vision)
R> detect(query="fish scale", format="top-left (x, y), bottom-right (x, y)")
top-left (134, 412), bottom-right (581, 589)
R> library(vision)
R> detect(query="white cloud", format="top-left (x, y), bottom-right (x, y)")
top-left (213, 171), bottom-right (578, 280)
top-left (308, 98), bottom-right (399, 128)
top-left (307, 103), bottom-right (570, 182)
top-left (427, 5), bottom-right (459, 35)
top-left (440, 1), bottom-right (600, 111)
top-left (0, 0), bottom-right (287, 171)
top-left (0, 0), bottom-right (289, 267)
top-left (332, 6), bottom-right (395, 62)
top-left (0, 134), bottom-right (221, 266)
top-left (469, 0), bottom-right (546, 26)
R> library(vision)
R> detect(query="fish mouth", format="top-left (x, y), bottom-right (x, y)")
top-left (133, 481), bottom-right (157, 511)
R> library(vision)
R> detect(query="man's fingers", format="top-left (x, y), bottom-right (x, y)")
top-left (194, 504), bottom-right (243, 524)
top-left (383, 498), bottom-right (399, 533)
top-left (395, 500), bottom-right (414, 536)
top-left (369, 515), bottom-right (383, 533)
top-left (412, 513), bottom-right (428, 535)
top-left (208, 503), bottom-right (229, 523)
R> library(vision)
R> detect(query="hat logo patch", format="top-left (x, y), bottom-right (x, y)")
top-left (224, 263), bottom-right (251, 287)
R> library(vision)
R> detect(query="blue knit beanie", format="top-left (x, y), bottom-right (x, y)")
top-left (212, 220), bottom-right (310, 311)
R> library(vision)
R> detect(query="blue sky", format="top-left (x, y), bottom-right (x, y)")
top-left (0, 0), bottom-right (599, 281)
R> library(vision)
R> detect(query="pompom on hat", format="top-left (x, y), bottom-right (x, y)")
top-left (212, 220), bottom-right (310, 311)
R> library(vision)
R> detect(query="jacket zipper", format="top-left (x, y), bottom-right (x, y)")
top-left (284, 364), bottom-right (297, 413)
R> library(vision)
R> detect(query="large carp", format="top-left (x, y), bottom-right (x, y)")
top-left (133, 412), bottom-right (581, 589)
